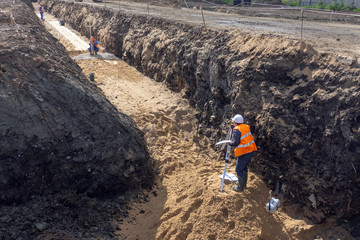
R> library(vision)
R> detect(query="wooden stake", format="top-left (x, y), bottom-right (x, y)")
top-left (300, 8), bottom-right (304, 42)
top-left (330, 10), bottom-right (333, 22)
top-left (89, 16), bottom-right (91, 40)
top-left (200, 5), bottom-right (206, 28)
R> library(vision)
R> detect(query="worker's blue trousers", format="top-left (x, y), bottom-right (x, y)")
top-left (88, 45), bottom-right (99, 53)
top-left (40, 12), bottom-right (43, 20)
top-left (235, 151), bottom-right (254, 177)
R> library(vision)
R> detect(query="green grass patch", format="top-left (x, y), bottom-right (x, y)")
top-left (287, 0), bottom-right (360, 13)
top-left (221, 0), bottom-right (233, 5)
top-left (282, 0), bottom-right (300, 7)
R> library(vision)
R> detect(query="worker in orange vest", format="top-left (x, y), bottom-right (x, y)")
top-left (228, 114), bottom-right (257, 192)
top-left (39, 3), bottom-right (44, 21)
top-left (88, 36), bottom-right (99, 55)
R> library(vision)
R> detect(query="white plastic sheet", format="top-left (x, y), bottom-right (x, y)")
top-left (219, 173), bottom-right (238, 182)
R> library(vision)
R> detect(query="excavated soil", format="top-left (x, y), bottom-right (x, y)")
top-left (41, 10), bottom-right (355, 240)
top-left (58, 0), bottom-right (360, 61)
top-left (46, 0), bottom-right (359, 221)
top-left (0, 0), bottom-right (359, 239)
top-left (0, 1), bottom-right (153, 239)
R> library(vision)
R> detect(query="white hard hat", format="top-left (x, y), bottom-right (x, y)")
top-left (232, 114), bottom-right (244, 124)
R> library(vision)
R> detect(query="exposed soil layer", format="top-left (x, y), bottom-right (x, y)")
top-left (0, 1), bottom-right (153, 238)
top-left (60, 0), bottom-right (360, 60)
top-left (1, 0), bottom-right (359, 239)
top-left (45, 10), bottom-right (354, 240)
top-left (45, 0), bottom-right (360, 231)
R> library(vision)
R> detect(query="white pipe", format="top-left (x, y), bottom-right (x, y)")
top-left (220, 162), bottom-right (228, 192)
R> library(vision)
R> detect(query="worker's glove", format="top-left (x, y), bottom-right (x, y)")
top-left (225, 159), bottom-right (229, 163)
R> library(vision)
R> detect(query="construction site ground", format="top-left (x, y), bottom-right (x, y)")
top-left (64, 0), bottom-right (360, 60)
top-left (35, 2), bottom-right (357, 239)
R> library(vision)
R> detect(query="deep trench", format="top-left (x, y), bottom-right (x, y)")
top-left (45, 0), bottom-right (360, 231)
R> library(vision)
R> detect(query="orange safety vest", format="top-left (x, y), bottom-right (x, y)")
top-left (233, 124), bottom-right (257, 157)
top-left (40, 6), bottom-right (44, 13)
top-left (90, 39), bottom-right (98, 48)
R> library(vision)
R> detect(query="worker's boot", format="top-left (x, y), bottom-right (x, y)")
top-left (232, 176), bottom-right (245, 192)
top-left (243, 172), bottom-right (248, 189)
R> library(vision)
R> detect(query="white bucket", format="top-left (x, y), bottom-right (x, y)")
top-left (266, 197), bottom-right (280, 214)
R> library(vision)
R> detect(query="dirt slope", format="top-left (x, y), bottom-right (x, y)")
top-left (75, 46), bottom-right (354, 240)
top-left (40, 7), bottom-right (355, 240)
top-left (44, 0), bottom-right (360, 230)
top-left (90, 37), bottom-right (360, 240)
top-left (0, 0), bottom-right (153, 204)
top-left (56, 0), bottom-right (360, 60)
top-left (0, 2), bottom-right (152, 239)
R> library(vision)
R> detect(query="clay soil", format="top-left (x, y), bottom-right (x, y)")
top-left (37, 3), bottom-right (357, 239)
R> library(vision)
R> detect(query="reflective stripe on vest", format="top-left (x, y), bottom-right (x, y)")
top-left (236, 140), bottom-right (255, 148)
top-left (233, 124), bottom-right (257, 157)
top-left (240, 132), bottom-right (251, 140)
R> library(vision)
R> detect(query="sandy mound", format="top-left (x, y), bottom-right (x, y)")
top-left (76, 56), bottom-right (353, 240)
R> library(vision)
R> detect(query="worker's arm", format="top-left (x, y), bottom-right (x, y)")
top-left (229, 129), bottom-right (241, 147)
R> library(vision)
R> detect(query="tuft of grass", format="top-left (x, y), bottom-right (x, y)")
top-left (222, 0), bottom-right (233, 5)
top-left (282, 0), bottom-right (300, 7)
top-left (315, 0), bottom-right (327, 9)
top-left (326, 1), bottom-right (351, 11)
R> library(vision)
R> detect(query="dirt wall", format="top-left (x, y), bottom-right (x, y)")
top-left (0, 1), bottom-right (153, 205)
top-left (46, 0), bottom-right (359, 228)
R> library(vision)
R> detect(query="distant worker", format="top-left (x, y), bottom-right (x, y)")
top-left (39, 3), bottom-right (44, 21)
top-left (228, 114), bottom-right (257, 192)
top-left (88, 36), bottom-right (99, 55)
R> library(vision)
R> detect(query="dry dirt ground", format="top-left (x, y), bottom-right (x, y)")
top-left (37, 4), bottom-right (355, 240)
top-left (68, 0), bottom-right (360, 61)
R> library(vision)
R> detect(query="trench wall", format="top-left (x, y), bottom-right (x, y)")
top-left (46, 0), bottom-right (360, 223)
top-left (0, 0), bottom-right (153, 204)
